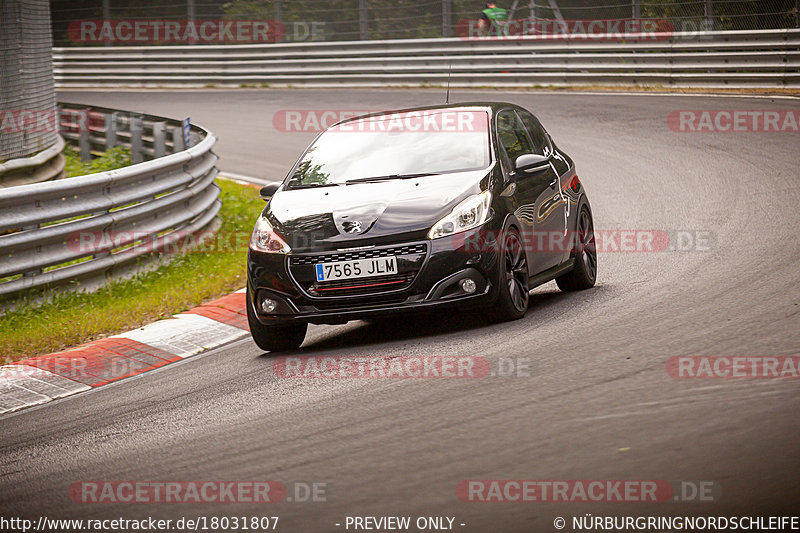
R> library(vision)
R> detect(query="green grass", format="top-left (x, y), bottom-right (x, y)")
top-left (63, 145), bottom-right (132, 177)
top-left (0, 179), bottom-right (262, 362)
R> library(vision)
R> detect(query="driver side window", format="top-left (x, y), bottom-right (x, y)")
top-left (517, 110), bottom-right (551, 156)
top-left (496, 110), bottom-right (534, 170)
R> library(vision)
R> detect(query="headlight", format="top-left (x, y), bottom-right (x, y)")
top-left (428, 191), bottom-right (492, 239)
top-left (249, 216), bottom-right (291, 254)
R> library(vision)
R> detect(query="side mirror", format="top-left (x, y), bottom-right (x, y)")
top-left (514, 154), bottom-right (550, 174)
top-left (259, 183), bottom-right (280, 201)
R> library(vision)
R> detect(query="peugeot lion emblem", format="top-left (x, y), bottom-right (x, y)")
top-left (342, 220), bottom-right (362, 234)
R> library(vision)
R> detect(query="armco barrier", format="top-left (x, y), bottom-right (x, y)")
top-left (0, 136), bottom-right (66, 188)
top-left (52, 29), bottom-right (800, 88)
top-left (0, 103), bottom-right (219, 300)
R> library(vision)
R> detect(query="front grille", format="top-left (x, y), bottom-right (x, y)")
top-left (289, 242), bottom-right (427, 298)
top-left (290, 243), bottom-right (427, 266)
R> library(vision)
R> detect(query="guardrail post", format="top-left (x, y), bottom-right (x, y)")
top-left (442, 0), bottom-right (451, 37)
top-left (632, 0), bottom-right (640, 19)
top-left (359, 0), bottom-right (368, 40)
top-left (172, 126), bottom-right (184, 153)
top-left (153, 122), bottom-right (166, 159)
top-left (22, 223), bottom-right (41, 278)
top-left (102, 0), bottom-right (111, 46)
top-left (187, 0), bottom-right (196, 44)
top-left (130, 116), bottom-right (143, 164)
top-left (79, 116), bottom-right (91, 162)
top-left (105, 112), bottom-right (117, 150)
top-left (704, 0), bottom-right (714, 31)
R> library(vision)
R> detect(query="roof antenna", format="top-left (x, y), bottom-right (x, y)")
top-left (445, 63), bottom-right (452, 104)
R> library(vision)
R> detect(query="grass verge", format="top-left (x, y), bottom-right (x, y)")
top-left (0, 178), bottom-right (262, 362)
top-left (63, 145), bottom-right (132, 177)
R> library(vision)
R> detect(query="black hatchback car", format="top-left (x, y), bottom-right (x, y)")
top-left (247, 102), bottom-right (596, 351)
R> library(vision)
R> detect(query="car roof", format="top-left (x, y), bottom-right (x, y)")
top-left (333, 101), bottom-right (523, 127)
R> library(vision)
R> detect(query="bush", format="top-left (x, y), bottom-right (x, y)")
top-left (63, 145), bottom-right (132, 177)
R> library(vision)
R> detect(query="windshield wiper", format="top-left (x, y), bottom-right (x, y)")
top-left (286, 182), bottom-right (340, 189)
top-left (345, 172), bottom-right (437, 185)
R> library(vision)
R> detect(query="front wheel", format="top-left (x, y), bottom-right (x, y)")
top-left (556, 206), bottom-right (597, 291)
top-left (491, 228), bottom-right (530, 322)
top-left (246, 293), bottom-right (307, 352)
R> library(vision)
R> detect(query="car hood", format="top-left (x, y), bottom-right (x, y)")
top-left (265, 166), bottom-right (493, 252)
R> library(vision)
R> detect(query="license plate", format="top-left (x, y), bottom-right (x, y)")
top-left (315, 256), bottom-right (398, 282)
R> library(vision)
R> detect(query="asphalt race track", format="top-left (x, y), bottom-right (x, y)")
top-left (1, 89), bottom-right (799, 531)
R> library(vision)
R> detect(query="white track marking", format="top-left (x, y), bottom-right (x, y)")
top-left (116, 314), bottom-right (247, 359)
top-left (0, 365), bottom-right (91, 414)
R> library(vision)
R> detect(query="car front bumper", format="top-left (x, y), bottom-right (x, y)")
top-left (247, 227), bottom-right (501, 325)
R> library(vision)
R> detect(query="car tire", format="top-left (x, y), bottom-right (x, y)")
top-left (556, 206), bottom-right (597, 292)
top-left (246, 294), bottom-right (307, 352)
top-left (491, 227), bottom-right (530, 322)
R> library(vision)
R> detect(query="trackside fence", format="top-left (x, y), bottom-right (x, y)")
top-left (52, 29), bottom-right (800, 88)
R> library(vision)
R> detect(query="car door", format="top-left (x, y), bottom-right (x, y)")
top-left (517, 109), bottom-right (571, 265)
top-left (495, 109), bottom-right (565, 276)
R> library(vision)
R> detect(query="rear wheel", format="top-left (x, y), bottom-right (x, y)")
top-left (491, 228), bottom-right (530, 322)
top-left (556, 206), bottom-right (597, 291)
top-left (246, 292), bottom-right (307, 352)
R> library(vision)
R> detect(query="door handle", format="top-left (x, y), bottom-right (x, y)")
top-left (549, 177), bottom-right (558, 188)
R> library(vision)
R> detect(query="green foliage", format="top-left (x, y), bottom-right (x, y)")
top-left (63, 145), bottom-right (132, 178)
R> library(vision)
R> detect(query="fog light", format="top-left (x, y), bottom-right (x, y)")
top-left (460, 278), bottom-right (477, 294)
top-left (261, 298), bottom-right (278, 313)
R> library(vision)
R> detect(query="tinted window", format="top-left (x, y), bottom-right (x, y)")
top-left (287, 110), bottom-right (491, 188)
top-left (517, 109), bottom-right (551, 156)
top-left (496, 110), bottom-right (533, 166)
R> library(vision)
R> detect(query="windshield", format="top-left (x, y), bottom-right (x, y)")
top-left (285, 110), bottom-right (490, 188)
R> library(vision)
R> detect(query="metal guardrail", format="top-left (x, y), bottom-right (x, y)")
top-left (0, 104), bottom-right (220, 300)
top-left (0, 136), bottom-right (66, 188)
top-left (52, 29), bottom-right (800, 88)
top-left (58, 103), bottom-right (202, 163)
